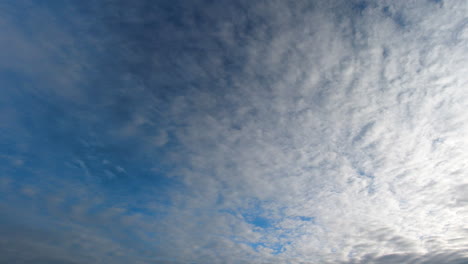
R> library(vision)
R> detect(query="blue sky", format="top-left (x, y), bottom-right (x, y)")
top-left (1, 0), bottom-right (468, 263)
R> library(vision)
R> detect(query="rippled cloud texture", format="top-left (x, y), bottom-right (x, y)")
top-left (1, 0), bottom-right (468, 263)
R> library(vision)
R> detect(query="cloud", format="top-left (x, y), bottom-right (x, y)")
top-left (337, 251), bottom-right (468, 264)
top-left (0, 0), bottom-right (467, 263)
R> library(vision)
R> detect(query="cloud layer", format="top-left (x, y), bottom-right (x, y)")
top-left (1, 0), bottom-right (467, 263)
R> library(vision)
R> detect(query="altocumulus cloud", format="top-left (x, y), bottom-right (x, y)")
top-left (0, 0), bottom-right (467, 263)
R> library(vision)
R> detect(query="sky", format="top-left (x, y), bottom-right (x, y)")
top-left (0, 0), bottom-right (467, 263)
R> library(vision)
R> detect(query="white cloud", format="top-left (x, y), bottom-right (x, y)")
top-left (152, 1), bottom-right (468, 262)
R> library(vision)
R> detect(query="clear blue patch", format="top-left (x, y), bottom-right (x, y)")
top-left (249, 216), bottom-right (272, 229)
top-left (223, 199), bottom-right (279, 229)
top-left (219, 206), bottom-right (274, 229)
